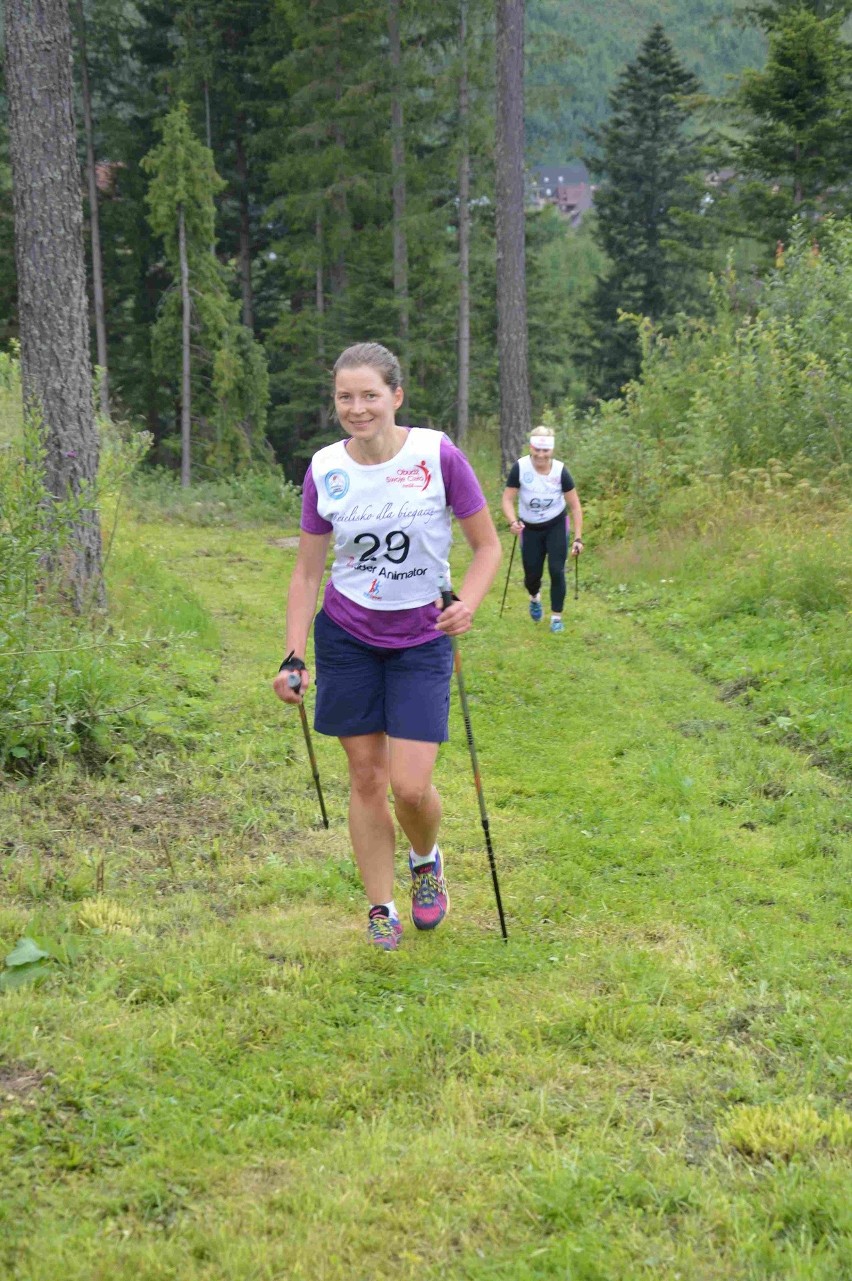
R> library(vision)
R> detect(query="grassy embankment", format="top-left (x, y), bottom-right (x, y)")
top-left (1, 443), bottom-right (850, 1279)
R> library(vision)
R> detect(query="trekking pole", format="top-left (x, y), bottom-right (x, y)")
top-left (287, 672), bottom-right (329, 829)
top-left (441, 589), bottom-right (508, 941)
top-left (574, 553), bottom-right (579, 601)
top-left (499, 535), bottom-right (517, 619)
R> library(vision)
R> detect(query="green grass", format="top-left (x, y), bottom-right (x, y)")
top-left (1, 485), bottom-right (850, 1279)
top-left (595, 489), bottom-right (852, 778)
top-left (128, 467), bottom-right (302, 528)
top-left (0, 349), bottom-right (22, 447)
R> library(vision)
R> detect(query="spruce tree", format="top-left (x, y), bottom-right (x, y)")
top-left (396, 0), bottom-right (494, 434)
top-left (79, 0), bottom-right (174, 440)
top-left (169, 0), bottom-right (272, 332)
top-left (258, 0), bottom-right (387, 467)
top-left (728, 6), bottom-right (852, 251)
top-left (583, 24), bottom-right (708, 398)
top-left (142, 103), bottom-right (268, 483)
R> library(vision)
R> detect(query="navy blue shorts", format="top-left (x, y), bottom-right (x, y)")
top-left (313, 609), bottom-right (453, 742)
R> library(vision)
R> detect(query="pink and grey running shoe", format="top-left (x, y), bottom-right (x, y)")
top-left (410, 848), bottom-right (449, 930)
top-left (367, 905), bottom-right (402, 950)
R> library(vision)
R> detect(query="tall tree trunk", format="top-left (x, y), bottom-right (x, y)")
top-left (330, 44), bottom-right (349, 297)
top-left (234, 111), bottom-right (254, 331)
top-left (5, 0), bottom-right (104, 609)
top-left (203, 80), bottom-right (212, 150)
top-left (330, 114), bottom-right (349, 296)
top-left (316, 211), bottom-right (328, 433)
top-left (178, 204), bottom-right (192, 487)
top-left (144, 266), bottom-right (162, 442)
top-left (73, 0), bottom-right (109, 419)
top-left (793, 144), bottom-right (803, 206)
top-left (456, 0), bottom-right (471, 445)
top-left (388, 0), bottom-right (409, 346)
top-left (495, 0), bottom-right (531, 472)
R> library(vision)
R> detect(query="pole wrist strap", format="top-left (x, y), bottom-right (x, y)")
top-left (279, 650), bottom-right (307, 673)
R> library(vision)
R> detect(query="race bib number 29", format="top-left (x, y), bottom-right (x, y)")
top-left (352, 529), bottom-right (411, 564)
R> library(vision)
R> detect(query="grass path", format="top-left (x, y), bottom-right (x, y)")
top-left (1, 518), bottom-right (850, 1280)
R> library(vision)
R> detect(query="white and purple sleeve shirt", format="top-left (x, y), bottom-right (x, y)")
top-left (300, 429), bottom-right (487, 648)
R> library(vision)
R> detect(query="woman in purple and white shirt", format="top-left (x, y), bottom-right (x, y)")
top-left (272, 343), bottom-right (501, 951)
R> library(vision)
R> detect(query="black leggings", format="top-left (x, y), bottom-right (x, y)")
top-left (521, 515), bottom-right (568, 613)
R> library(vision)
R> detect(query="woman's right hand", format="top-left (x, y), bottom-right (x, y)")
top-left (509, 519), bottom-right (524, 535)
top-left (272, 668), bottom-right (311, 704)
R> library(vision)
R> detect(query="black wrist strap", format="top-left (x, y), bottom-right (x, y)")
top-left (279, 649), bottom-right (307, 673)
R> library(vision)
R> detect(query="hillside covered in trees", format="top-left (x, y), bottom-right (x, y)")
top-left (0, 0), bottom-right (774, 481)
top-left (526, 0), bottom-right (765, 159)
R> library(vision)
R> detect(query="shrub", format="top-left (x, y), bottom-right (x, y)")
top-left (559, 219), bottom-right (852, 529)
top-left (129, 465), bottom-right (301, 527)
top-left (0, 364), bottom-right (216, 773)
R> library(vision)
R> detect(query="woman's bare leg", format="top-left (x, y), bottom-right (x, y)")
top-left (388, 738), bottom-right (441, 857)
top-left (340, 732), bottom-right (395, 904)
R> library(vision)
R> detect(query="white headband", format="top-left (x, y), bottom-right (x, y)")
top-left (530, 435), bottom-right (554, 451)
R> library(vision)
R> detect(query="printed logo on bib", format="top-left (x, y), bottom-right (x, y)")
top-left (365, 578), bottom-right (383, 601)
top-left (523, 470), bottom-right (534, 483)
top-left (324, 469), bottom-right (350, 499)
top-left (387, 460), bottom-right (431, 491)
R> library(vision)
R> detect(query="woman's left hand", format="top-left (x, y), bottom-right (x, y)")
top-left (435, 596), bottom-right (473, 636)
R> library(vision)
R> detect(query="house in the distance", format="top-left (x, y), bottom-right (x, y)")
top-left (530, 162), bottom-right (594, 227)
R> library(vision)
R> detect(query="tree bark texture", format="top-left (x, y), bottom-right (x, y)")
top-left (495, 0), bottom-right (531, 473)
top-left (456, 0), bottom-right (471, 445)
top-left (179, 205), bottom-right (192, 487)
top-left (388, 0), bottom-right (409, 346)
top-left (73, 0), bottom-right (109, 418)
top-left (5, 0), bottom-right (103, 608)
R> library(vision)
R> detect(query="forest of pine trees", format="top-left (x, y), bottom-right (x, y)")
top-left (2, 0), bottom-right (851, 477)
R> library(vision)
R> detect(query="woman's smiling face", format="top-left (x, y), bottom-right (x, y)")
top-left (530, 444), bottom-right (553, 467)
top-left (334, 365), bottom-right (404, 442)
